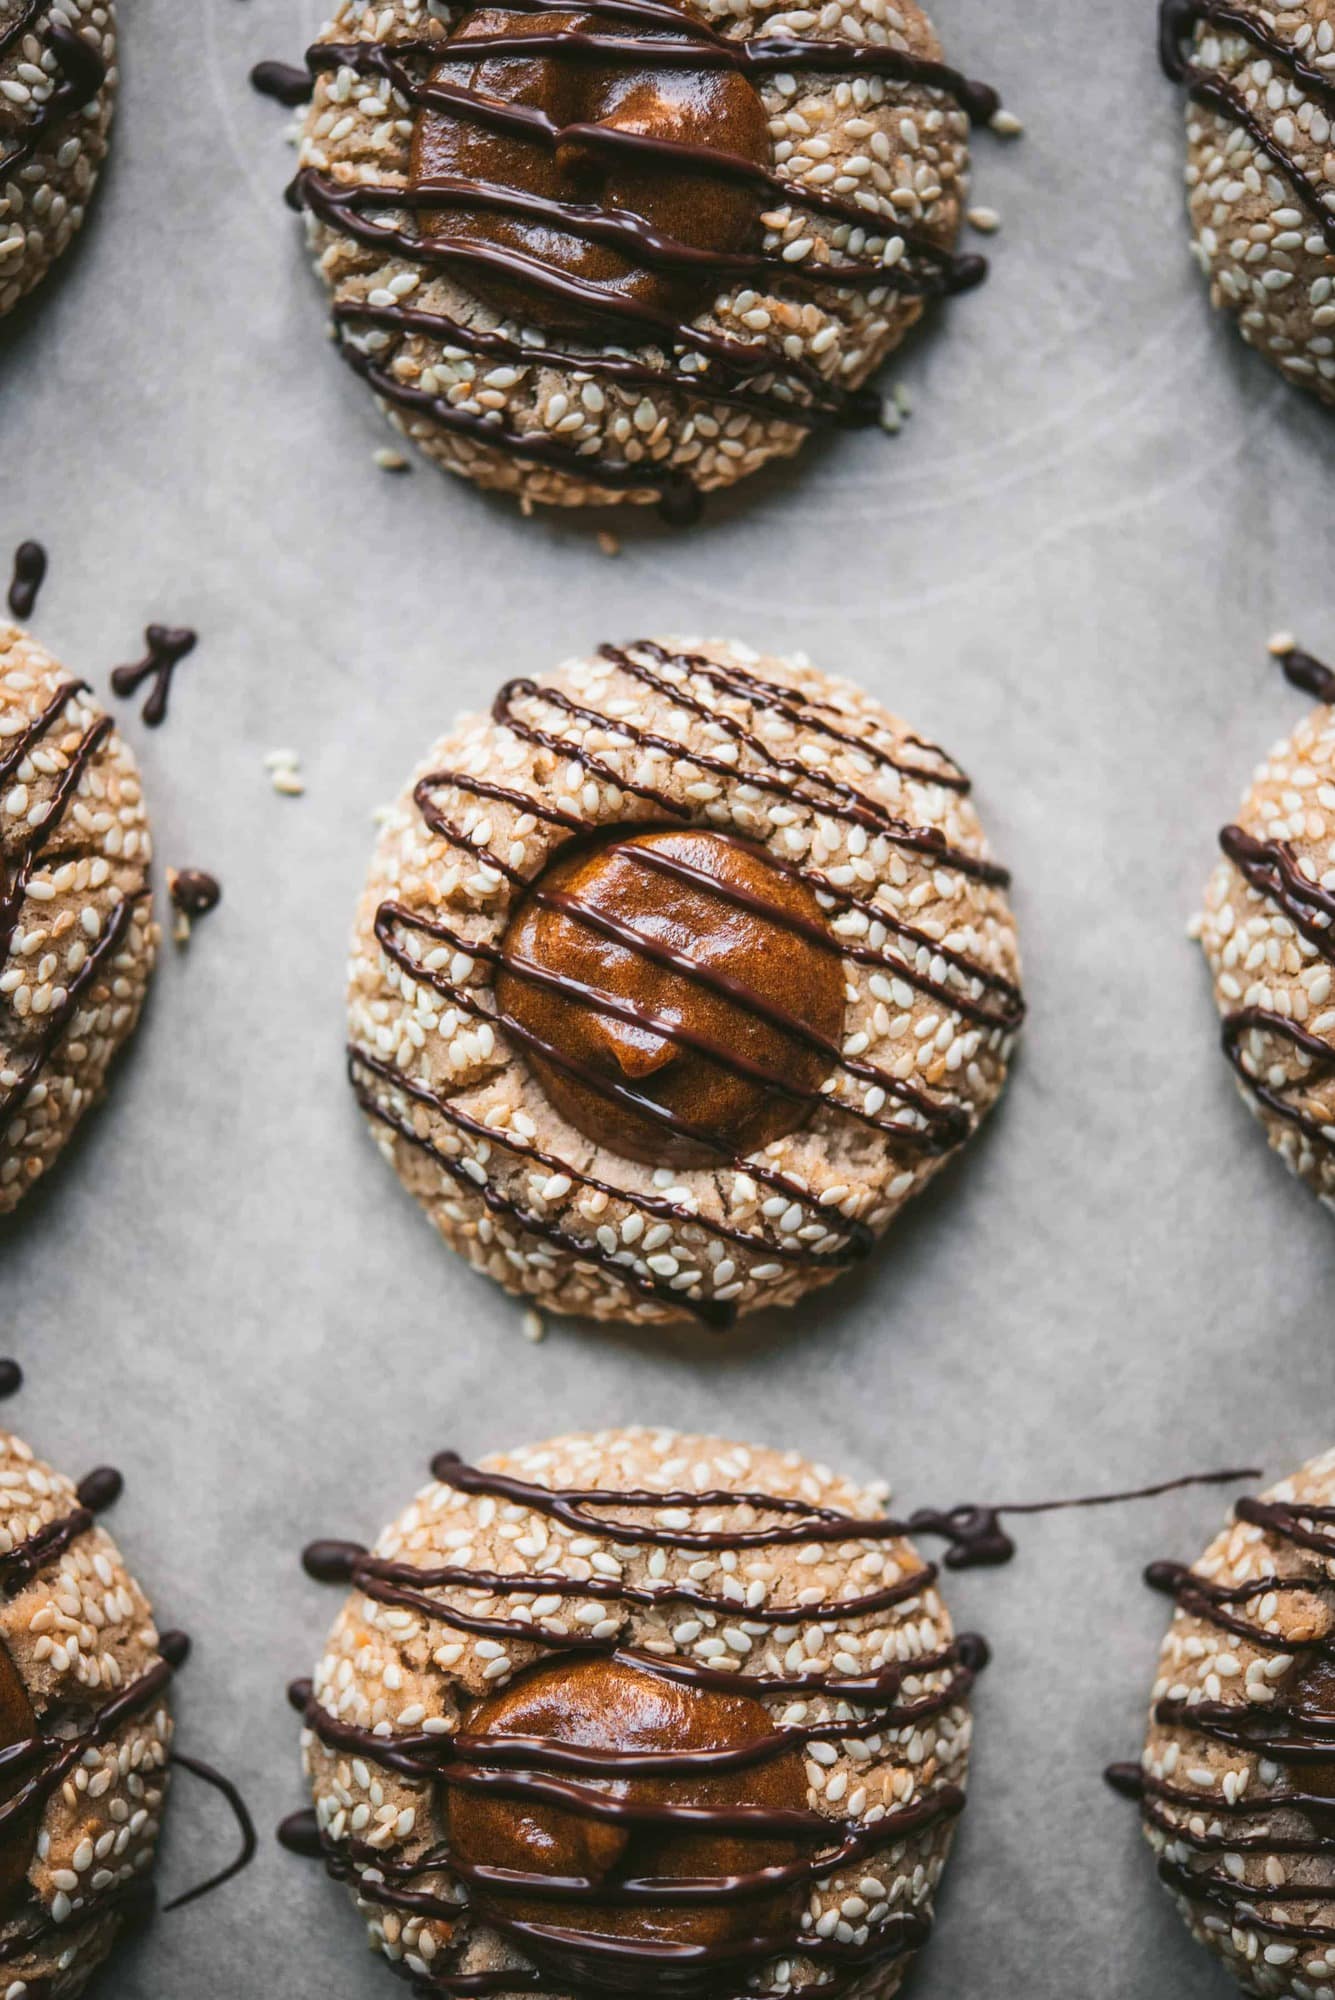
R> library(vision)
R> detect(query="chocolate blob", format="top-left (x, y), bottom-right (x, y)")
top-left (495, 825), bottom-right (846, 1165)
top-left (447, 1653), bottom-right (807, 1989)
top-left (0, 1638), bottom-right (37, 1914)
top-left (409, 3), bottom-right (771, 327)
top-left (1287, 1652), bottom-right (1335, 1799)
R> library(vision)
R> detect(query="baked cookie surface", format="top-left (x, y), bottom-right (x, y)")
top-left (0, 1), bottom-right (117, 318)
top-left (0, 1427), bottom-right (173, 1996)
top-left (1161, 0), bottom-right (1335, 404)
top-left (298, 1427), bottom-right (977, 2000)
top-left (1197, 646), bottom-right (1335, 1208)
top-left (347, 637), bottom-right (1023, 1326)
top-left (0, 624), bottom-right (157, 1215)
top-left (1126, 1451), bottom-right (1335, 1997)
top-left (291, 0), bottom-right (1002, 515)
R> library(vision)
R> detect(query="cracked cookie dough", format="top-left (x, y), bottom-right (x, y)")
top-left (0, 2), bottom-right (117, 318)
top-left (0, 624), bottom-right (157, 1215)
top-left (0, 1427), bottom-right (174, 1996)
top-left (1160, 0), bottom-right (1335, 405)
top-left (1196, 642), bottom-right (1335, 1209)
top-left (1117, 1452), bottom-right (1335, 1998)
top-left (293, 1427), bottom-right (979, 2000)
top-left (288, 0), bottom-right (1006, 516)
top-left (347, 637), bottom-right (1024, 1326)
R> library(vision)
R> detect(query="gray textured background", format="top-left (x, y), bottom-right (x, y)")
top-left (1, 0), bottom-right (1333, 1993)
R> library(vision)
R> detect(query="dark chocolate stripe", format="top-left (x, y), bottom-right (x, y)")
top-left (0, 16), bottom-right (107, 177)
top-left (1160, 0), bottom-right (1335, 256)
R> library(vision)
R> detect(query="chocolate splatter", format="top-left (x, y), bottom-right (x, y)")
top-left (6, 543), bottom-right (47, 622)
top-left (110, 625), bottom-right (197, 728)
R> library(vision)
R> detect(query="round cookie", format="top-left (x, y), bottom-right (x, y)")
top-left (1123, 1451), bottom-right (1335, 1997)
top-left (1160, 0), bottom-right (1335, 405)
top-left (0, 1), bottom-right (118, 319)
top-left (347, 637), bottom-right (1024, 1326)
top-left (296, 1427), bottom-right (979, 2000)
top-left (0, 1426), bottom-right (174, 1994)
top-left (1196, 645), bottom-right (1335, 1209)
top-left (290, 0), bottom-right (1005, 516)
top-left (1, 624), bottom-right (157, 1215)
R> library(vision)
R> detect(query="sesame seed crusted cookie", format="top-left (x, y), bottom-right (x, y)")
top-left (1196, 646), bottom-right (1335, 1210)
top-left (0, 624), bottom-right (157, 1215)
top-left (0, 1427), bottom-right (173, 1997)
top-left (1127, 1451), bottom-right (1335, 1997)
top-left (297, 1427), bottom-right (977, 2000)
top-left (346, 637), bottom-right (1023, 1327)
top-left (0, 2), bottom-right (117, 320)
top-left (289, 0), bottom-right (1004, 517)
top-left (1160, 0), bottom-right (1335, 405)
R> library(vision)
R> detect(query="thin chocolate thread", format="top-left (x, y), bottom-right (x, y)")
top-left (1108, 1481), bottom-right (1335, 1955)
top-left (109, 626), bottom-right (197, 728)
top-left (1159, 0), bottom-right (1335, 257)
top-left (285, 1456), bottom-right (1256, 1996)
top-left (268, 11), bottom-right (1003, 517)
top-left (1214, 645), bottom-right (1335, 1159)
top-left (6, 544), bottom-right (47, 623)
top-left (351, 643), bottom-right (1020, 1326)
top-left (0, 10), bottom-right (107, 177)
top-left (0, 681), bottom-right (149, 1127)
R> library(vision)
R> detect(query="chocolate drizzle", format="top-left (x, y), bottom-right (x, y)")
top-left (0, 1365), bottom-right (21, 1404)
top-left (0, 680), bottom-right (149, 1130)
top-left (291, 1452), bottom-right (983, 1997)
top-left (272, 7), bottom-right (1004, 517)
top-left (1108, 1479), bottom-right (1335, 1960)
top-left (1159, 0), bottom-right (1335, 257)
top-left (1213, 645), bottom-right (1335, 1161)
top-left (350, 642), bottom-right (1023, 1327)
top-left (0, 8), bottom-right (108, 177)
top-left (6, 544), bottom-right (46, 623)
top-left (109, 625), bottom-right (197, 728)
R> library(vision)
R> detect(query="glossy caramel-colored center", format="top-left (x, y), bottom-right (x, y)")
top-left (410, 3), bottom-right (771, 327)
top-left (1288, 1654), bottom-right (1335, 1798)
top-left (0, 1640), bottom-right (36, 1913)
top-left (495, 826), bottom-right (846, 1165)
top-left (448, 1654), bottom-right (807, 1989)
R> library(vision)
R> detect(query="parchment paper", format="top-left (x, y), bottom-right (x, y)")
top-left (1, 1), bottom-right (1333, 1993)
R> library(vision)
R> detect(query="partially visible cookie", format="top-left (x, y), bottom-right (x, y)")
top-left (0, 1426), bottom-right (173, 1994)
top-left (1161, 0), bottom-right (1335, 404)
top-left (0, 624), bottom-right (157, 1214)
top-left (0, 1), bottom-right (117, 318)
top-left (289, 0), bottom-right (1005, 515)
top-left (347, 637), bottom-right (1024, 1326)
top-left (1123, 1451), bottom-right (1335, 1997)
top-left (1196, 643), bottom-right (1335, 1208)
top-left (297, 1427), bottom-right (978, 2000)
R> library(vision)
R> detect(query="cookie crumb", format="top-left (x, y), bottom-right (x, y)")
top-left (967, 206), bottom-right (1001, 234)
top-left (597, 531), bottom-right (621, 558)
top-left (521, 1309), bottom-right (546, 1343)
top-left (374, 448), bottom-right (410, 473)
top-left (267, 749), bottom-right (305, 796)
